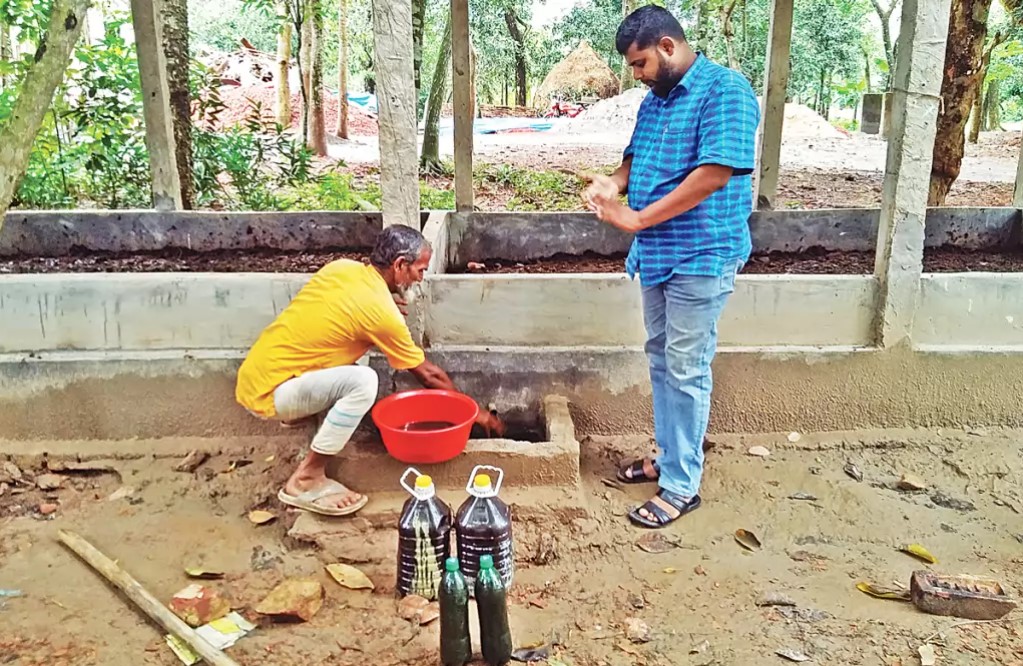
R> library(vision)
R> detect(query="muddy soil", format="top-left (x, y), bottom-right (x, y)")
top-left (2, 429), bottom-right (1023, 665)
top-left (0, 248), bottom-right (369, 274)
top-left (457, 247), bottom-right (1023, 276)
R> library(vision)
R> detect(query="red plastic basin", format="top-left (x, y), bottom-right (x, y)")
top-left (371, 389), bottom-right (480, 464)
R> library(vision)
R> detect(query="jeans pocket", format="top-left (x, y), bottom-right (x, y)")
top-left (719, 260), bottom-right (742, 295)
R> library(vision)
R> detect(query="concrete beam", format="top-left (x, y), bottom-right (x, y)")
top-left (873, 0), bottom-right (952, 348)
top-left (371, 0), bottom-right (420, 228)
top-left (1014, 130), bottom-right (1023, 209)
top-left (451, 0), bottom-right (473, 212)
top-left (425, 274), bottom-right (877, 348)
top-left (754, 0), bottom-right (794, 210)
top-left (129, 0), bottom-right (182, 211)
top-left (0, 210), bottom-right (384, 257)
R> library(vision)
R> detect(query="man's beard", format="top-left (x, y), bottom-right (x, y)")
top-left (649, 53), bottom-right (683, 98)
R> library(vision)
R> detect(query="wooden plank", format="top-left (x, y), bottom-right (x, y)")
top-left (451, 0), bottom-right (473, 212)
top-left (371, 0), bottom-right (421, 228)
top-left (753, 0), bottom-right (793, 210)
top-left (873, 0), bottom-right (953, 347)
top-left (129, 0), bottom-right (182, 211)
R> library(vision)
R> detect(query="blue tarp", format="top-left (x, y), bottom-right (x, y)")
top-left (437, 117), bottom-right (554, 135)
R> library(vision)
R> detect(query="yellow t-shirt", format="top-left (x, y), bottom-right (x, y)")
top-left (236, 259), bottom-right (426, 417)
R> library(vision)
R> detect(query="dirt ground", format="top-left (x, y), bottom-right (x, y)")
top-left (2, 428), bottom-right (1022, 665)
top-left (6, 246), bottom-right (1023, 276)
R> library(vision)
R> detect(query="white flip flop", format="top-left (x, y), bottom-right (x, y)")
top-left (277, 480), bottom-right (368, 517)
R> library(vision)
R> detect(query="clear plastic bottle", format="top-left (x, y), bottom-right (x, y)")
top-left (455, 465), bottom-right (514, 591)
top-left (397, 468), bottom-right (452, 600)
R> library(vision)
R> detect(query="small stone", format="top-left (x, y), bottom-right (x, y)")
top-left (897, 473), bottom-right (927, 491)
top-left (169, 584), bottom-right (231, 627)
top-left (748, 446), bottom-right (771, 458)
top-left (787, 432), bottom-right (802, 443)
top-left (756, 591), bottom-right (797, 607)
top-left (624, 617), bottom-right (650, 643)
top-left (38, 502), bottom-right (59, 516)
top-left (0, 462), bottom-right (23, 484)
top-left (255, 578), bottom-right (324, 622)
top-left (694, 565), bottom-right (707, 576)
top-left (0, 483), bottom-right (8, 497)
top-left (35, 474), bottom-right (64, 491)
top-left (398, 594), bottom-right (431, 621)
top-left (107, 486), bottom-right (136, 501)
top-left (174, 450), bottom-right (209, 473)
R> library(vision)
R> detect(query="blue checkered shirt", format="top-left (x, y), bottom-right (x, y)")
top-left (623, 54), bottom-right (760, 285)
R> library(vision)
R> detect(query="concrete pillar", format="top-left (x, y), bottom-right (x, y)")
top-left (861, 93), bottom-right (883, 135)
top-left (753, 0), bottom-right (794, 210)
top-left (372, 0), bottom-right (421, 228)
top-left (130, 0), bottom-right (182, 211)
top-left (451, 0), bottom-right (474, 212)
top-left (873, 0), bottom-right (953, 348)
top-left (881, 91), bottom-right (894, 139)
top-left (1014, 131), bottom-right (1023, 209)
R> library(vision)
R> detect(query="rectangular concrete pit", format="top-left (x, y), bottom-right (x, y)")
top-left (331, 395), bottom-right (580, 493)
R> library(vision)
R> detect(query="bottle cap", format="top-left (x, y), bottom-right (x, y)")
top-left (415, 475), bottom-right (433, 489)
top-left (445, 557), bottom-right (460, 572)
top-left (479, 554), bottom-right (494, 569)
top-left (473, 474), bottom-right (492, 489)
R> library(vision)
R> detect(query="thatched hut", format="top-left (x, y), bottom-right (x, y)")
top-left (532, 40), bottom-right (620, 108)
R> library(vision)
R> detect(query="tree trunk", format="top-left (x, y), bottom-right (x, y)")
top-left (0, 0), bottom-right (89, 226)
top-left (929, 0), bottom-right (995, 205)
top-left (619, 0), bottom-right (636, 92)
top-left (503, 8), bottom-right (526, 107)
top-left (308, 0), bottom-right (326, 155)
top-left (161, 0), bottom-right (194, 209)
top-left (298, 1), bottom-right (313, 142)
top-left (696, 0), bottom-right (711, 53)
top-left (985, 78), bottom-right (1001, 130)
top-left (336, 0), bottom-right (348, 138)
top-left (0, 24), bottom-right (10, 90)
top-left (863, 47), bottom-right (872, 93)
top-left (868, 0), bottom-right (898, 90)
top-left (276, 2), bottom-right (292, 127)
top-left (420, 15), bottom-right (450, 173)
top-left (969, 76), bottom-right (985, 143)
top-left (719, 0), bottom-right (740, 70)
top-left (412, 0), bottom-right (426, 99)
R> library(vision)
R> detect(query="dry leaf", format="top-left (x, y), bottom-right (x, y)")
top-left (184, 567), bottom-right (225, 580)
top-left (325, 563), bottom-right (375, 590)
top-left (900, 544), bottom-right (937, 564)
top-left (918, 644), bottom-right (936, 666)
top-left (636, 533), bottom-right (679, 554)
top-left (398, 595), bottom-right (431, 621)
top-left (734, 529), bottom-right (762, 551)
top-left (776, 648), bottom-right (810, 662)
top-left (856, 582), bottom-right (910, 601)
top-left (748, 446), bottom-right (771, 458)
top-left (844, 462), bottom-right (863, 482)
top-left (420, 602), bottom-right (440, 625)
top-left (248, 510), bottom-right (276, 525)
top-left (255, 578), bottom-right (324, 622)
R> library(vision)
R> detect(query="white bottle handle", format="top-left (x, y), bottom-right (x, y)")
top-left (466, 464), bottom-right (504, 496)
top-left (399, 466), bottom-right (424, 497)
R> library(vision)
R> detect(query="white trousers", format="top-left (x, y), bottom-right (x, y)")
top-left (272, 364), bottom-right (379, 456)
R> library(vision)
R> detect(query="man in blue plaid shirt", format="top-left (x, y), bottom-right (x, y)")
top-left (584, 5), bottom-right (760, 529)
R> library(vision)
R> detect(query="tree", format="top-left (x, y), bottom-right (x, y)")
top-left (0, 0), bottom-right (89, 227)
top-left (307, 0), bottom-right (326, 154)
top-left (275, 0), bottom-right (292, 127)
top-left (929, 0), bottom-right (997, 205)
top-left (868, 0), bottom-right (899, 89)
top-left (503, 6), bottom-right (527, 106)
top-left (718, 0), bottom-right (741, 70)
top-left (420, 13), bottom-right (450, 172)
top-left (413, 0), bottom-right (425, 98)
top-left (619, 0), bottom-right (637, 91)
top-left (336, 0), bottom-right (348, 138)
top-left (162, 0), bottom-right (194, 209)
top-left (968, 31), bottom-right (1007, 143)
top-left (0, 21), bottom-right (10, 90)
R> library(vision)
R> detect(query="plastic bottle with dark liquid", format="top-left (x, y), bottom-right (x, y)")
top-left (397, 468), bottom-right (452, 600)
top-left (475, 554), bottom-right (513, 666)
top-left (455, 466), bottom-right (514, 592)
top-left (438, 557), bottom-right (472, 666)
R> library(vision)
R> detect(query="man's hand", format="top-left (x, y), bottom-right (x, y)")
top-left (581, 172), bottom-right (620, 210)
top-left (476, 410), bottom-right (506, 438)
top-left (393, 294), bottom-right (409, 316)
top-left (592, 193), bottom-right (646, 232)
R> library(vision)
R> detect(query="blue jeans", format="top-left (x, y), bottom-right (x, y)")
top-left (642, 261), bottom-right (741, 498)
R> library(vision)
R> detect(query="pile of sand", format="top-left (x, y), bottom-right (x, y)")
top-left (562, 87), bottom-right (846, 141)
top-left (211, 84), bottom-right (378, 136)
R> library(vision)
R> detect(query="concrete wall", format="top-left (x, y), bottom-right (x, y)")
top-left (425, 274), bottom-right (876, 347)
top-left (448, 208), bottom-right (1022, 267)
top-left (915, 273), bottom-right (1023, 348)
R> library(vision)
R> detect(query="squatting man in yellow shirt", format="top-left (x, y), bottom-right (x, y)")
top-left (236, 225), bottom-right (505, 517)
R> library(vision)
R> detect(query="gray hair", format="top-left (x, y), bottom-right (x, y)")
top-left (369, 224), bottom-right (429, 269)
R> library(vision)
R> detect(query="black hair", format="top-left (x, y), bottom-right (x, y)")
top-left (370, 224), bottom-right (429, 269)
top-left (615, 5), bottom-right (687, 56)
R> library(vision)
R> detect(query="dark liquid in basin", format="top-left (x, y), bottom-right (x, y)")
top-left (401, 420), bottom-right (457, 432)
